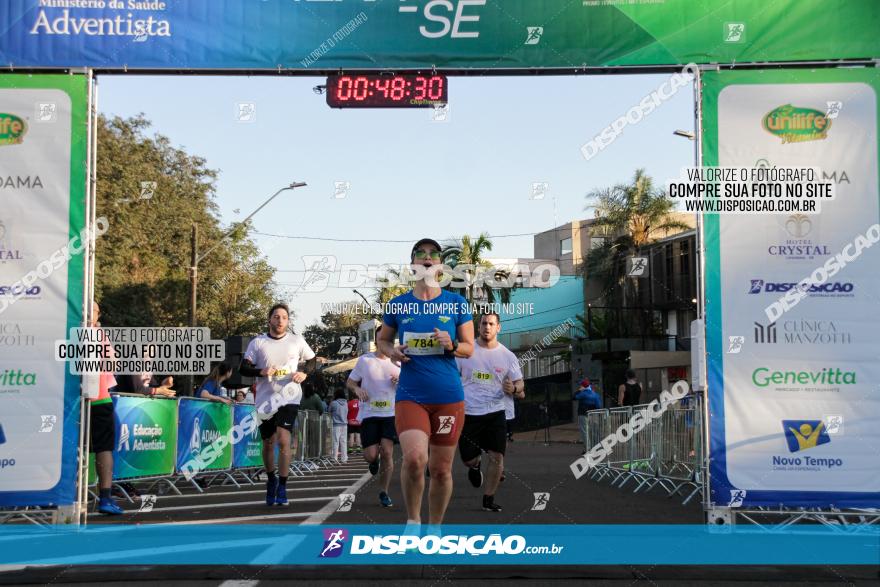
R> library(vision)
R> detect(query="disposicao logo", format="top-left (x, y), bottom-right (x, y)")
top-left (319, 528), bottom-right (348, 558)
top-left (762, 104), bottom-right (830, 144)
top-left (782, 420), bottom-right (830, 453)
top-left (0, 114), bottom-right (26, 146)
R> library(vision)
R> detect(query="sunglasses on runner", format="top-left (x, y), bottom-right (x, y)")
top-left (413, 249), bottom-right (441, 260)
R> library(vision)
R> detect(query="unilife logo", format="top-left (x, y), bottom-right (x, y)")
top-left (763, 104), bottom-right (831, 144)
top-left (0, 114), bottom-right (26, 147)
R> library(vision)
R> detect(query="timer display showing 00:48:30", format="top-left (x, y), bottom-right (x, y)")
top-left (326, 74), bottom-right (447, 108)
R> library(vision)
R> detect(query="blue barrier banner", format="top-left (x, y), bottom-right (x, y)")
top-left (0, 525), bottom-right (876, 566)
top-left (176, 398), bottom-right (233, 474)
top-left (232, 404), bottom-right (261, 469)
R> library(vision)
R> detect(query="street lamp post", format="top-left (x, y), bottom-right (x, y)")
top-left (185, 181), bottom-right (307, 393)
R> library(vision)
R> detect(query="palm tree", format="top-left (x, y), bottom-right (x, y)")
top-left (581, 168), bottom-right (691, 305)
top-left (441, 233), bottom-right (514, 308)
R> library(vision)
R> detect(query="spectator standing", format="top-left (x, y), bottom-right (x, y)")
top-left (329, 389), bottom-right (349, 462)
top-left (347, 394), bottom-right (361, 451)
top-left (300, 385), bottom-right (325, 414)
top-left (618, 369), bottom-right (642, 407)
top-left (574, 378), bottom-right (602, 454)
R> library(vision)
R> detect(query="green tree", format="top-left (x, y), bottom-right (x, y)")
top-left (95, 114), bottom-right (278, 337)
top-left (441, 233), bottom-right (513, 308)
top-left (581, 169), bottom-right (690, 304)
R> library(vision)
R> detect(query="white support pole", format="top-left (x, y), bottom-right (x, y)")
top-left (692, 65), bottom-right (713, 517)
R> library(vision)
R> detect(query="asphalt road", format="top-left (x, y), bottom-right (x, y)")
top-left (1, 442), bottom-right (876, 585)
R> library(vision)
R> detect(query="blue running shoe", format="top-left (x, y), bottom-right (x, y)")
top-left (275, 484), bottom-right (288, 506)
top-left (97, 497), bottom-right (124, 515)
top-left (379, 491), bottom-right (392, 507)
top-left (266, 476), bottom-right (278, 506)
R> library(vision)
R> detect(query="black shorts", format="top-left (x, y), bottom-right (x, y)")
top-left (259, 404), bottom-right (299, 440)
top-left (347, 423), bottom-right (361, 435)
top-left (458, 410), bottom-right (507, 462)
top-left (89, 402), bottom-right (115, 453)
top-left (360, 416), bottom-right (398, 448)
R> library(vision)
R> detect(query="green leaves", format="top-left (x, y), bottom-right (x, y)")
top-left (95, 114), bottom-right (277, 338)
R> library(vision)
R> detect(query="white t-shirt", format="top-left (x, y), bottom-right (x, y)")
top-left (456, 341), bottom-right (523, 416)
top-left (348, 352), bottom-right (400, 420)
top-left (243, 332), bottom-right (316, 420)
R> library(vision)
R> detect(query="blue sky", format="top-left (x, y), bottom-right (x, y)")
top-left (98, 73), bottom-right (695, 331)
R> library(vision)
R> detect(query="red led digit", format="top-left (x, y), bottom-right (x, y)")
top-left (413, 76), bottom-right (427, 100)
top-left (353, 77), bottom-right (369, 101)
top-left (336, 77), bottom-right (353, 101)
top-left (374, 78), bottom-right (390, 98)
top-left (390, 77), bottom-right (406, 100)
top-left (427, 76), bottom-right (444, 100)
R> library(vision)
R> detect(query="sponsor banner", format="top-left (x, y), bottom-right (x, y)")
top-left (0, 525), bottom-right (876, 566)
top-left (0, 74), bottom-right (87, 507)
top-left (702, 68), bottom-right (880, 507)
top-left (232, 403), bottom-right (262, 469)
top-left (112, 394), bottom-right (176, 480)
top-left (176, 397), bottom-right (232, 473)
top-left (0, 1), bottom-right (877, 71)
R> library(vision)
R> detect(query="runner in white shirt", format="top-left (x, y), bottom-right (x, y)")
top-left (240, 303), bottom-right (316, 506)
top-left (456, 312), bottom-right (524, 512)
top-left (346, 325), bottom-right (401, 508)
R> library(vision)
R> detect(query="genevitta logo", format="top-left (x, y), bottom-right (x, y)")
top-left (752, 366), bottom-right (856, 392)
top-left (747, 279), bottom-right (854, 297)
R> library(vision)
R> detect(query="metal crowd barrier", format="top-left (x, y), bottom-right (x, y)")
top-left (86, 399), bottom-right (347, 507)
top-left (584, 394), bottom-right (703, 505)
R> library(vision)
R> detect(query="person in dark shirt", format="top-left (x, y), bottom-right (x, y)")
top-left (618, 369), bottom-right (642, 407)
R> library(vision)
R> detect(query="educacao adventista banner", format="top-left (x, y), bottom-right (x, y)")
top-left (0, 1), bottom-right (877, 71)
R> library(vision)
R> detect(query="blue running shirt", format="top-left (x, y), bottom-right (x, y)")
top-left (382, 289), bottom-right (472, 404)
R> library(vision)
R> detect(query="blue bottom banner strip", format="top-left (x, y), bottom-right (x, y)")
top-left (0, 525), bottom-right (877, 565)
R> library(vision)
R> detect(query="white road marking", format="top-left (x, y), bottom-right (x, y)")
top-left (302, 470), bottom-right (373, 525)
top-left (87, 496), bottom-right (332, 516)
top-left (171, 511), bottom-right (316, 525)
top-left (139, 486), bottom-right (353, 501)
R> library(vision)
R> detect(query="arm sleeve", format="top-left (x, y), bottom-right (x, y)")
top-left (239, 359), bottom-right (262, 377)
top-left (241, 340), bottom-right (261, 376)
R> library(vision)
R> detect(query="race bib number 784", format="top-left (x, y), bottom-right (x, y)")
top-left (403, 331), bottom-right (444, 356)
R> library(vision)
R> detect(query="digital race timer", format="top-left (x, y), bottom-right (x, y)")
top-left (325, 74), bottom-right (447, 108)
